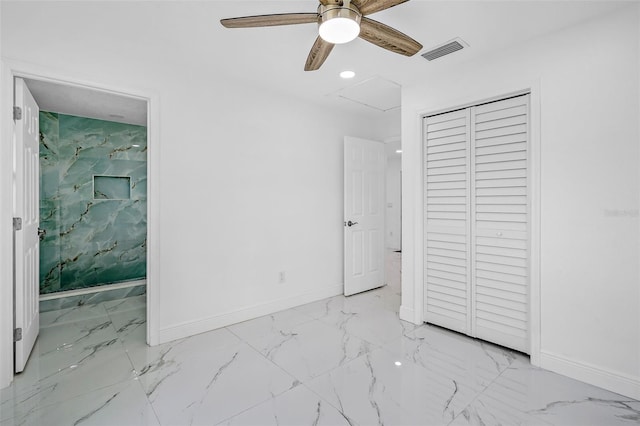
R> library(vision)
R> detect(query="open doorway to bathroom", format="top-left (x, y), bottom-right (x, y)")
top-left (22, 78), bottom-right (149, 340)
top-left (3, 64), bottom-right (158, 388)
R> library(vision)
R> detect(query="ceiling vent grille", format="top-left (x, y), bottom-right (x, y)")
top-left (421, 38), bottom-right (467, 61)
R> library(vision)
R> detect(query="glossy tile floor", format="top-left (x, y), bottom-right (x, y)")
top-left (2, 254), bottom-right (639, 425)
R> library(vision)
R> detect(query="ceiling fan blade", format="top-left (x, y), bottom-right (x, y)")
top-left (305, 36), bottom-right (335, 71)
top-left (353, 0), bottom-right (408, 16)
top-left (359, 17), bottom-right (422, 56)
top-left (220, 13), bottom-right (318, 28)
top-left (319, 0), bottom-right (342, 5)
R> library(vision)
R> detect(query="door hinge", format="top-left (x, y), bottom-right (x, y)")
top-left (14, 328), bottom-right (22, 342)
top-left (13, 106), bottom-right (22, 121)
top-left (13, 217), bottom-right (22, 231)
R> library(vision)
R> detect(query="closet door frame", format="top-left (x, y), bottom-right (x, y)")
top-left (419, 88), bottom-right (541, 362)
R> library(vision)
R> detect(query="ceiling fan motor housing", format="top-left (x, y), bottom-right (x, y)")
top-left (318, 0), bottom-right (362, 44)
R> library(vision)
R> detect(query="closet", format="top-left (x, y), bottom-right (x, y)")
top-left (423, 94), bottom-right (530, 353)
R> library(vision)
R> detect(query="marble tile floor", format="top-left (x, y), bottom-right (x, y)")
top-left (1, 280), bottom-right (639, 425)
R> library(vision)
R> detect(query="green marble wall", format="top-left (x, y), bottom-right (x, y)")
top-left (39, 112), bottom-right (147, 294)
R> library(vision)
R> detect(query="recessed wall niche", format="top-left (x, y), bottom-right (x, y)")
top-left (94, 175), bottom-right (131, 200)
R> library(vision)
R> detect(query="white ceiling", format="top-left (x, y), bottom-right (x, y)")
top-left (15, 0), bottom-right (631, 127)
top-left (205, 0), bottom-right (629, 109)
top-left (25, 79), bottom-right (147, 126)
top-left (335, 76), bottom-right (402, 112)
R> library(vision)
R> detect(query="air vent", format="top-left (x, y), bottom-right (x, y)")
top-left (421, 38), bottom-right (468, 61)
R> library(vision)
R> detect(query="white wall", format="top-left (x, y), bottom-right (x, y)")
top-left (401, 5), bottom-right (640, 399)
top-left (0, 1), bottom-right (395, 387)
top-left (156, 82), bottom-right (380, 336)
top-left (386, 154), bottom-right (401, 250)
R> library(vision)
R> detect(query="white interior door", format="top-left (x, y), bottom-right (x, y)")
top-left (344, 136), bottom-right (385, 296)
top-left (13, 78), bottom-right (40, 373)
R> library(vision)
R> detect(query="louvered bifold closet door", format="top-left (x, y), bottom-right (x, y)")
top-left (423, 109), bottom-right (471, 335)
top-left (471, 94), bottom-right (530, 353)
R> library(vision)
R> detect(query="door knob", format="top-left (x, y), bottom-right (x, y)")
top-left (38, 228), bottom-right (46, 241)
top-left (346, 220), bottom-right (359, 227)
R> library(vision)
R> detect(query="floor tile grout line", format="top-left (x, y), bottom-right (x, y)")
top-left (444, 351), bottom-right (524, 426)
top-left (39, 302), bottom-right (111, 329)
top-left (300, 380), bottom-right (363, 426)
top-left (81, 300), bottom-right (159, 423)
top-left (224, 315), bottom-right (362, 384)
top-left (3, 311), bottom-right (140, 424)
top-left (1, 378), bottom-right (158, 425)
top-left (220, 309), bottom-right (382, 424)
top-left (210, 327), bottom-right (300, 425)
top-left (226, 320), bottom-right (371, 426)
top-left (226, 309), bottom-right (318, 343)
top-left (227, 296), bottom-right (387, 371)
top-left (132, 373), bottom-right (163, 425)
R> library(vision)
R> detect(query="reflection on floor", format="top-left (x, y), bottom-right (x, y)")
top-left (1, 257), bottom-right (638, 425)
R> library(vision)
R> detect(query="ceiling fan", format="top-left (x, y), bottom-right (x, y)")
top-left (220, 0), bottom-right (422, 71)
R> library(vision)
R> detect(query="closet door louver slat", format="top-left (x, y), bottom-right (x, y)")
top-left (424, 109), bottom-right (471, 334)
top-left (472, 95), bottom-right (529, 353)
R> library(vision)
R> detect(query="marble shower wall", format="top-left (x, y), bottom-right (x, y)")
top-left (39, 112), bottom-right (147, 294)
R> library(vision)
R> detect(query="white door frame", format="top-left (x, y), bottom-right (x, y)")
top-left (402, 84), bottom-right (541, 365)
top-left (0, 59), bottom-right (161, 389)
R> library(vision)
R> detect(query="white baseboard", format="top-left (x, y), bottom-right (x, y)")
top-left (39, 279), bottom-right (146, 301)
top-left (540, 350), bottom-right (640, 400)
top-left (399, 305), bottom-right (421, 325)
top-left (158, 284), bottom-right (344, 344)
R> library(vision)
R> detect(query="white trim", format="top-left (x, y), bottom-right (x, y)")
top-left (409, 84), bottom-right (541, 359)
top-left (0, 59), bottom-right (161, 388)
top-left (399, 305), bottom-right (418, 325)
top-left (528, 83), bottom-right (542, 365)
top-left (540, 350), bottom-right (640, 400)
top-left (411, 113), bottom-right (425, 324)
top-left (158, 284), bottom-right (343, 344)
top-left (39, 279), bottom-right (146, 301)
top-left (413, 114), bottom-right (425, 325)
top-left (146, 83), bottom-right (161, 347)
top-left (636, 3), bottom-right (640, 401)
top-left (0, 61), bottom-right (14, 389)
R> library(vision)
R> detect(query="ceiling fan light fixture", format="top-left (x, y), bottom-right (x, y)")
top-left (318, 4), bottom-right (361, 45)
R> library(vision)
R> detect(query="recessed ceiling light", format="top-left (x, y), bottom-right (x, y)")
top-left (396, 150), bottom-right (402, 154)
top-left (394, 361), bottom-right (402, 366)
top-left (340, 70), bottom-right (355, 79)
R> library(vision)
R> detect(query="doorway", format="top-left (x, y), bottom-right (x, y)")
top-left (2, 65), bottom-right (158, 387)
top-left (30, 79), bottom-right (148, 299)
